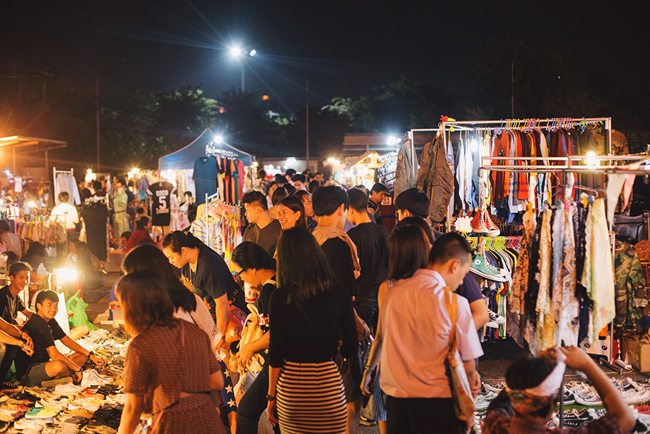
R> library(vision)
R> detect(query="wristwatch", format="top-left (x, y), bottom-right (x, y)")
top-left (266, 394), bottom-right (276, 401)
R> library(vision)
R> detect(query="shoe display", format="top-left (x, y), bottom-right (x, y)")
top-left (471, 254), bottom-right (509, 282)
top-left (484, 382), bottom-right (505, 394)
top-left (483, 209), bottom-right (501, 237)
top-left (470, 209), bottom-right (489, 234)
top-left (488, 309), bottom-right (505, 325)
top-left (474, 391), bottom-right (498, 410)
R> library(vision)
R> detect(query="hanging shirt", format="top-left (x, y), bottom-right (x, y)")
top-left (148, 182), bottom-right (174, 227)
top-left (193, 157), bottom-right (218, 206)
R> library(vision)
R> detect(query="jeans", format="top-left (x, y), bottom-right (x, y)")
top-left (236, 363), bottom-right (280, 434)
top-left (355, 295), bottom-right (378, 332)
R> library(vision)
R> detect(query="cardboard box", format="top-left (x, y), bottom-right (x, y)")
top-left (624, 336), bottom-right (650, 372)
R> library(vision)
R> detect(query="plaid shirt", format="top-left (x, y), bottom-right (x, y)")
top-left (483, 411), bottom-right (622, 434)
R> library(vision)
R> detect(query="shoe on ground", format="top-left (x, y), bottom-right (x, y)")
top-left (359, 416), bottom-right (377, 426)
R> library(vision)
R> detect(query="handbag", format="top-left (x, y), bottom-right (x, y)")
top-left (237, 312), bottom-right (266, 373)
top-left (443, 287), bottom-right (475, 428)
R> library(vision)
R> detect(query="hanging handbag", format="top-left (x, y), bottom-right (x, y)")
top-left (443, 287), bottom-right (475, 428)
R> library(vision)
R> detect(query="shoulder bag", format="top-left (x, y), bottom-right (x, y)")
top-left (443, 286), bottom-right (475, 428)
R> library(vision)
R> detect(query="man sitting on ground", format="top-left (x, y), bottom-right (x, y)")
top-left (0, 262), bottom-right (36, 382)
top-left (14, 290), bottom-right (106, 387)
top-left (483, 346), bottom-right (636, 434)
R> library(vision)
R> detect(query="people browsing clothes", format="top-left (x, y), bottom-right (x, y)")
top-left (162, 231), bottom-right (246, 342)
top-left (0, 220), bottom-right (21, 257)
top-left (363, 232), bottom-right (483, 434)
top-left (267, 227), bottom-right (358, 434)
top-left (117, 271), bottom-right (227, 434)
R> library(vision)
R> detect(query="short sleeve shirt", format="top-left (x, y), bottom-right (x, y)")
top-left (181, 247), bottom-right (245, 317)
top-left (0, 286), bottom-right (26, 325)
top-left (243, 220), bottom-right (282, 256)
top-left (456, 273), bottom-right (483, 304)
top-left (15, 315), bottom-right (66, 379)
top-left (149, 182), bottom-right (174, 226)
top-left (257, 280), bottom-right (277, 333)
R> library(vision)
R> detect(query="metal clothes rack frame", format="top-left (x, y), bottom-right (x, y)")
top-left (439, 117), bottom-right (614, 225)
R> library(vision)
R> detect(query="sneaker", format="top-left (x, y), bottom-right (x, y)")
top-left (622, 388), bottom-right (650, 405)
top-left (488, 309), bottom-right (505, 325)
top-left (470, 210), bottom-right (489, 234)
top-left (359, 416), bottom-right (377, 426)
top-left (53, 383), bottom-right (85, 396)
top-left (484, 382), bottom-right (505, 394)
top-left (563, 390), bottom-right (576, 405)
top-left (483, 209), bottom-right (501, 237)
top-left (474, 391), bottom-right (498, 410)
top-left (574, 390), bottom-right (602, 406)
top-left (471, 254), bottom-right (509, 282)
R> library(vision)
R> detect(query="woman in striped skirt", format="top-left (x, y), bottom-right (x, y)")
top-left (266, 227), bottom-right (358, 434)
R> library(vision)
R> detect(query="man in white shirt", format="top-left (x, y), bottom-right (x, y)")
top-left (51, 192), bottom-right (79, 231)
top-left (51, 192), bottom-right (79, 256)
top-left (362, 232), bottom-right (483, 434)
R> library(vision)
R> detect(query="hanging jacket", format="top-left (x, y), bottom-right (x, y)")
top-left (394, 139), bottom-right (416, 198)
top-left (416, 137), bottom-right (454, 223)
top-left (614, 240), bottom-right (647, 329)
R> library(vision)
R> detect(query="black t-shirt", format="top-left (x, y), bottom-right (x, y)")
top-left (320, 238), bottom-right (358, 298)
top-left (0, 286), bottom-right (26, 325)
top-left (243, 220), bottom-right (282, 256)
top-left (347, 222), bottom-right (390, 304)
top-left (368, 199), bottom-right (382, 225)
top-left (257, 280), bottom-right (276, 333)
top-left (268, 284), bottom-right (357, 367)
top-left (15, 315), bottom-right (66, 379)
top-left (149, 182), bottom-right (174, 226)
top-left (181, 246), bottom-right (246, 317)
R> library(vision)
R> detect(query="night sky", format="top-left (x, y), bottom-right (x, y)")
top-left (2, 0), bottom-right (649, 115)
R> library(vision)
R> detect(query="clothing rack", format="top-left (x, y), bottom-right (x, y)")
top-left (439, 117), bottom-right (614, 226)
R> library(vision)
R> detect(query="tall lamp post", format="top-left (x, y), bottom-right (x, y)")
top-left (230, 46), bottom-right (256, 91)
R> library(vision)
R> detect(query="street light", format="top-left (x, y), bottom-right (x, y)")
top-left (229, 45), bottom-right (256, 91)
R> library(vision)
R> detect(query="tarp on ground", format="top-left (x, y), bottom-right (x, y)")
top-left (158, 128), bottom-right (253, 170)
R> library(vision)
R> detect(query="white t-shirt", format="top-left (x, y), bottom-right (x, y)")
top-left (174, 294), bottom-right (222, 351)
top-left (51, 203), bottom-right (79, 230)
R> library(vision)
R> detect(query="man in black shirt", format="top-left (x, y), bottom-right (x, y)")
top-left (15, 290), bottom-right (106, 387)
top-left (312, 186), bottom-right (367, 434)
top-left (242, 191), bottom-right (282, 256)
top-left (0, 262), bottom-right (36, 382)
top-left (346, 188), bottom-right (390, 332)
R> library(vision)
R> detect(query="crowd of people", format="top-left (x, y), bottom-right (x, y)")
top-left (0, 167), bottom-right (641, 434)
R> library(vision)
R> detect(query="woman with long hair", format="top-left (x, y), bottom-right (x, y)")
top-left (360, 224), bottom-right (431, 434)
top-left (117, 270), bottom-right (226, 434)
top-left (124, 216), bottom-right (153, 253)
top-left (230, 242), bottom-right (278, 434)
top-left (276, 196), bottom-right (307, 230)
top-left (267, 227), bottom-right (357, 434)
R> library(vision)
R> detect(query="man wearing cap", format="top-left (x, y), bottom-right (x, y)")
top-left (483, 346), bottom-right (636, 434)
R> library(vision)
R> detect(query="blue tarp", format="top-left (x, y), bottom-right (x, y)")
top-left (158, 128), bottom-right (253, 170)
